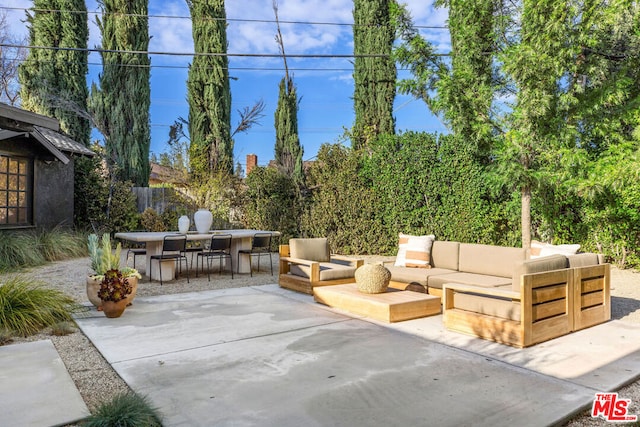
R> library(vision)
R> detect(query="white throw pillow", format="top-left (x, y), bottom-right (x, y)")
top-left (530, 240), bottom-right (580, 259)
top-left (395, 233), bottom-right (435, 268)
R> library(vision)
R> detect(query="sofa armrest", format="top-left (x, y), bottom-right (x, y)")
top-left (279, 256), bottom-right (320, 282)
top-left (330, 254), bottom-right (364, 268)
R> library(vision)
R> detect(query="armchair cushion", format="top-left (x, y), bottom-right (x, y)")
top-left (290, 263), bottom-right (357, 281)
top-left (289, 238), bottom-right (330, 262)
top-left (567, 253), bottom-right (600, 268)
top-left (453, 292), bottom-right (521, 322)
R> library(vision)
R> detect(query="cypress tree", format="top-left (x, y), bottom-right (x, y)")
top-left (352, 0), bottom-right (396, 149)
top-left (19, 0), bottom-right (90, 145)
top-left (274, 76), bottom-right (303, 181)
top-left (186, 0), bottom-right (232, 178)
top-left (90, 0), bottom-right (151, 186)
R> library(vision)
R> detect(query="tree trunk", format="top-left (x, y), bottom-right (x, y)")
top-left (521, 185), bottom-right (531, 249)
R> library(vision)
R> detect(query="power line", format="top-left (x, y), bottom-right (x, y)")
top-left (1, 54), bottom-right (423, 72)
top-left (0, 5), bottom-right (449, 30)
top-left (3, 43), bottom-right (409, 58)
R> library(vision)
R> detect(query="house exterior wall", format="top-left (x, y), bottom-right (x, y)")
top-left (34, 157), bottom-right (74, 228)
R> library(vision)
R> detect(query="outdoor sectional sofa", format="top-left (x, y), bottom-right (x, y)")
top-left (386, 241), bottom-right (610, 347)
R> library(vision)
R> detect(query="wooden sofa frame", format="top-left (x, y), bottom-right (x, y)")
top-left (443, 264), bottom-right (610, 348)
top-left (279, 245), bottom-right (364, 295)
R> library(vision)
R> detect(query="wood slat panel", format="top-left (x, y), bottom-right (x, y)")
top-left (581, 277), bottom-right (604, 294)
top-left (532, 284), bottom-right (567, 304)
top-left (532, 299), bottom-right (567, 321)
top-left (530, 315), bottom-right (572, 344)
top-left (581, 290), bottom-right (604, 309)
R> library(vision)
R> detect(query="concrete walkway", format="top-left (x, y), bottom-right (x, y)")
top-left (0, 340), bottom-right (90, 427)
top-left (68, 285), bottom-right (640, 427)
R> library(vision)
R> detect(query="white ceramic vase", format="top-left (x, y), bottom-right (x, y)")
top-left (178, 215), bottom-right (190, 233)
top-left (194, 209), bottom-right (213, 233)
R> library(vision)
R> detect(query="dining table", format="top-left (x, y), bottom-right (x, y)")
top-left (114, 229), bottom-right (280, 281)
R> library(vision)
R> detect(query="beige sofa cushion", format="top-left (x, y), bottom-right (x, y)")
top-left (386, 265), bottom-right (456, 287)
top-left (511, 254), bottom-right (568, 291)
top-left (567, 253), bottom-right (600, 268)
top-left (458, 243), bottom-right (527, 278)
top-left (394, 233), bottom-right (435, 268)
top-left (290, 238), bottom-right (330, 262)
top-left (428, 272), bottom-right (512, 290)
top-left (453, 292), bottom-right (521, 321)
top-left (290, 263), bottom-right (356, 281)
top-left (431, 240), bottom-right (460, 270)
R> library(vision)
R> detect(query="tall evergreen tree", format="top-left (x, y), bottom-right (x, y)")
top-left (352, 0), bottom-right (396, 149)
top-left (435, 0), bottom-right (497, 154)
top-left (19, 0), bottom-right (90, 145)
top-left (274, 76), bottom-right (303, 180)
top-left (90, 0), bottom-right (151, 186)
top-left (273, 1), bottom-right (303, 181)
top-left (186, 0), bottom-right (232, 178)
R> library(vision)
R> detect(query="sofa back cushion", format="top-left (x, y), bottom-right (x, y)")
top-left (289, 238), bottom-right (330, 262)
top-left (567, 253), bottom-right (600, 268)
top-left (511, 254), bottom-right (568, 291)
top-left (459, 243), bottom-right (527, 278)
top-left (431, 241), bottom-right (460, 270)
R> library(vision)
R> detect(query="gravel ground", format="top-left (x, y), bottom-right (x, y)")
top-left (2, 254), bottom-right (640, 426)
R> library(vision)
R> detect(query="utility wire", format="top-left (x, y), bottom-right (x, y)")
top-left (0, 5), bottom-right (449, 30)
top-left (2, 43), bottom-right (410, 58)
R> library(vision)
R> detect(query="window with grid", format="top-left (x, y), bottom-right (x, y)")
top-left (0, 155), bottom-right (32, 226)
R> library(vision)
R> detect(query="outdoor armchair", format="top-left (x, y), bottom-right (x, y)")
top-left (279, 238), bottom-right (364, 295)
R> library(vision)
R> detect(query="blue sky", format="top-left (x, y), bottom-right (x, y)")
top-left (6, 0), bottom-right (450, 170)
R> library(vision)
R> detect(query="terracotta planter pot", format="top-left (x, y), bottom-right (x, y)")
top-left (124, 276), bottom-right (138, 306)
top-left (86, 276), bottom-right (103, 310)
top-left (101, 299), bottom-right (128, 318)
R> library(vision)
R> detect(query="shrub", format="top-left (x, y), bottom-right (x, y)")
top-left (140, 208), bottom-right (166, 232)
top-left (36, 227), bottom-right (87, 261)
top-left (0, 276), bottom-right (77, 337)
top-left (242, 166), bottom-right (302, 243)
top-left (83, 392), bottom-right (163, 427)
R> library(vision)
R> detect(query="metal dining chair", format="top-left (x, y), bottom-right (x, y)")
top-left (149, 234), bottom-right (189, 285)
top-left (196, 234), bottom-right (233, 281)
top-left (237, 232), bottom-right (273, 276)
top-left (126, 244), bottom-right (146, 269)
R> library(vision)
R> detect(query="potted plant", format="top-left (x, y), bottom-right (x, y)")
top-left (87, 233), bottom-right (141, 309)
top-left (98, 269), bottom-right (133, 318)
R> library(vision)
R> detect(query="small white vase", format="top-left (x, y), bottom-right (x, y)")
top-left (194, 208), bottom-right (213, 233)
top-left (178, 215), bottom-right (190, 233)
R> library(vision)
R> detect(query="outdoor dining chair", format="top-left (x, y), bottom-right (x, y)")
top-left (237, 232), bottom-right (273, 277)
top-left (149, 234), bottom-right (189, 285)
top-left (196, 234), bottom-right (233, 281)
top-left (126, 244), bottom-right (146, 269)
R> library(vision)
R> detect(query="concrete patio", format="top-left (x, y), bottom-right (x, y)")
top-left (3, 284), bottom-right (640, 426)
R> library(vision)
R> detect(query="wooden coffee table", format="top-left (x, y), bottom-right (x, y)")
top-left (313, 283), bottom-right (441, 323)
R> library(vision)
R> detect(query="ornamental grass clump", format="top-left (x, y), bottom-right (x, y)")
top-left (0, 276), bottom-right (77, 337)
top-left (83, 391), bottom-right (163, 427)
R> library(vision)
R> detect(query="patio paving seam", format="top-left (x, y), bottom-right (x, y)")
top-left (107, 317), bottom-right (355, 366)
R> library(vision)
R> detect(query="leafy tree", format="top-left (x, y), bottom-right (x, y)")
top-left (273, 1), bottom-right (303, 182)
top-left (187, 0), bottom-right (232, 178)
top-left (0, 11), bottom-right (27, 106)
top-left (90, 0), bottom-right (151, 186)
top-left (18, 1), bottom-right (90, 145)
top-left (435, 0), bottom-right (498, 154)
top-left (352, 0), bottom-right (396, 149)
